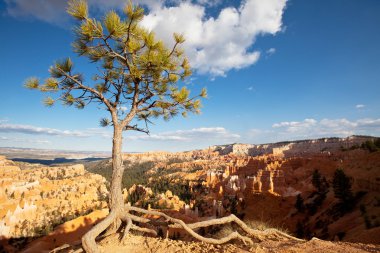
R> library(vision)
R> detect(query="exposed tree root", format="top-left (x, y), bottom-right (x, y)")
top-left (168, 214), bottom-right (304, 242)
top-left (81, 205), bottom-right (304, 253)
top-left (82, 210), bottom-right (118, 253)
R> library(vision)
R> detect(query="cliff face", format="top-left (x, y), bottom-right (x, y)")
top-left (212, 136), bottom-right (374, 157)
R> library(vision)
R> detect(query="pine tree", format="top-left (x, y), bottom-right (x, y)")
top-left (333, 168), bottom-right (354, 210)
top-left (295, 194), bottom-right (305, 213)
top-left (311, 169), bottom-right (321, 191)
top-left (23, 1), bottom-right (299, 250)
top-left (25, 1), bottom-right (205, 252)
top-left (312, 169), bottom-right (329, 194)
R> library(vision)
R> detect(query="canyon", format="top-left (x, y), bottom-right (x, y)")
top-left (117, 135), bottom-right (380, 243)
top-left (0, 155), bottom-right (108, 252)
top-left (0, 135), bottom-right (379, 252)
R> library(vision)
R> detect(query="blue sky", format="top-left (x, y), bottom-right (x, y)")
top-left (0, 0), bottom-right (379, 152)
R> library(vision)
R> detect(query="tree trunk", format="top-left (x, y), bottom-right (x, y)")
top-left (82, 125), bottom-right (125, 253)
top-left (108, 125), bottom-right (124, 230)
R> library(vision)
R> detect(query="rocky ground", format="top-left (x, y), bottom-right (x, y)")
top-left (53, 232), bottom-right (380, 253)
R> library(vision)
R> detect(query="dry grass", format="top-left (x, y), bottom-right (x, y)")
top-left (245, 219), bottom-right (290, 235)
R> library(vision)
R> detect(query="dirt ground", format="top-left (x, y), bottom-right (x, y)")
top-left (53, 233), bottom-right (380, 253)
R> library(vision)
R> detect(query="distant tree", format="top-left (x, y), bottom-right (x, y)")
top-left (230, 197), bottom-right (238, 215)
top-left (311, 169), bottom-right (329, 194)
top-left (333, 168), bottom-right (354, 209)
top-left (295, 194), bottom-right (305, 213)
top-left (361, 140), bottom-right (379, 152)
top-left (374, 138), bottom-right (380, 149)
top-left (311, 169), bottom-right (321, 190)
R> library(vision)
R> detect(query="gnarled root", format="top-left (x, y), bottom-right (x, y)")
top-left (81, 205), bottom-right (303, 253)
top-left (124, 205), bottom-right (304, 245)
top-left (82, 210), bottom-right (118, 253)
top-left (168, 213), bottom-right (304, 242)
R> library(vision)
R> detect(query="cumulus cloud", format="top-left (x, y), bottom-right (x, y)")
top-left (0, 122), bottom-right (111, 138)
top-left (272, 118), bottom-right (317, 133)
top-left (142, 0), bottom-right (287, 76)
top-left (356, 104), bottom-right (365, 109)
top-left (125, 127), bottom-right (240, 141)
top-left (271, 118), bottom-right (380, 138)
top-left (4, 0), bottom-right (287, 76)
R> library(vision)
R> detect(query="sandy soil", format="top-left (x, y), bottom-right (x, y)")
top-left (52, 233), bottom-right (380, 253)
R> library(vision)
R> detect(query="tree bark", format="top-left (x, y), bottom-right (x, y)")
top-left (107, 125), bottom-right (124, 231)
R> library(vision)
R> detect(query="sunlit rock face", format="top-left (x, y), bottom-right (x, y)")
top-left (211, 136), bottom-right (371, 157)
top-left (0, 156), bottom-right (108, 239)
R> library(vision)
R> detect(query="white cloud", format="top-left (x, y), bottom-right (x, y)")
top-left (0, 136), bottom-right (51, 144)
top-left (4, 0), bottom-right (287, 77)
top-left (356, 104), bottom-right (365, 109)
top-left (3, 0), bottom-right (161, 26)
top-left (246, 118), bottom-right (380, 144)
top-left (272, 118), bottom-right (317, 131)
top-left (125, 127), bottom-right (240, 142)
top-left (271, 118), bottom-right (380, 138)
top-left (266, 48), bottom-right (276, 55)
top-left (142, 0), bottom-right (287, 76)
top-left (4, 0), bottom-right (69, 25)
top-left (0, 122), bottom-right (111, 138)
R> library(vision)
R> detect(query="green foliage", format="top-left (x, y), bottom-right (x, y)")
top-left (312, 169), bottom-right (329, 194)
top-left (44, 78), bottom-right (59, 90)
top-left (122, 161), bottom-right (154, 189)
top-left (311, 169), bottom-right (321, 190)
top-left (127, 188), bottom-right (145, 205)
top-left (85, 160), bottom-right (155, 191)
top-left (67, 0), bottom-right (88, 20)
top-left (148, 177), bottom-right (192, 204)
top-left (24, 77), bottom-right (40, 89)
top-left (99, 118), bottom-right (111, 127)
top-left (104, 11), bottom-right (127, 37)
top-left (43, 97), bottom-right (55, 107)
top-left (361, 139), bottom-right (380, 152)
top-left (333, 168), bottom-right (354, 211)
top-left (26, 0), bottom-right (205, 130)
